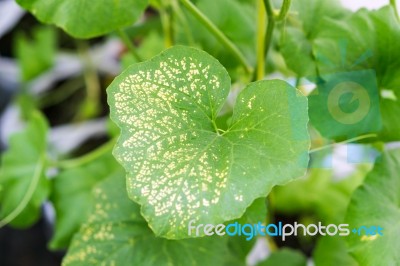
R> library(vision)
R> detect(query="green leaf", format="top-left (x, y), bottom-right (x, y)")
top-left (63, 172), bottom-right (231, 266)
top-left (311, 7), bottom-right (400, 141)
top-left (49, 153), bottom-right (123, 249)
top-left (107, 46), bottom-right (309, 239)
top-left (345, 149), bottom-right (400, 265)
top-left (279, 0), bottom-right (349, 77)
top-left (257, 248), bottom-right (307, 266)
top-left (313, 236), bottom-right (357, 266)
top-left (0, 111), bottom-right (49, 228)
top-left (308, 70), bottom-right (382, 140)
top-left (16, 0), bottom-right (149, 38)
top-left (15, 26), bottom-right (56, 81)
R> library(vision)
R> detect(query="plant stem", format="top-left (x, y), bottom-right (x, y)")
top-left (390, 0), bottom-right (400, 21)
top-left (276, 0), bottom-right (292, 21)
top-left (117, 29), bottom-right (142, 62)
top-left (263, 0), bottom-right (275, 62)
top-left (256, 0), bottom-right (266, 80)
top-left (54, 138), bottom-right (116, 169)
top-left (0, 155), bottom-right (45, 228)
top-left (263, 0), bottom-right (292, 66)
top-left (180, 0), bottom-right (252, 74)
top-left (309, 134), bottom-right (377, 154)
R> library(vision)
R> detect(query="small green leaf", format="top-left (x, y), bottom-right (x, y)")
top-left (63, 173), bottom-right (231, 266)
top-left (345, 149), bottom-right (400, 265)
top-left (15, 26), bottom-right (56, 81)
top-left (0, 111), bottom-right (49, 228)
top-left (108, 46), bottom-right (309, 238)
top-left (257, 248), bottom-right (307, 266)
top-left (50, 153), bottom-right (123, 249)
top-left (16, 0), bottom-right (149, 38)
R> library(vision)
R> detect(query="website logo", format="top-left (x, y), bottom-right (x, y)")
top-left (188, 220), bottom-right (383, 241)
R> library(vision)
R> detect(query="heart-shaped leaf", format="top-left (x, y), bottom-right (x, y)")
top-left (345, 149), bottom-right (400, 265)
top-left (107, 46), bottom-right (309, 238)
top-left (16, 0), bottom-right (149, 38)
top-left (63, 172), bottom-right (232, 266)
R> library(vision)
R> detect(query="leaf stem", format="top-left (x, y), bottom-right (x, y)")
top-left (390, 0), bottom-right (400, 21)
top-left (117, 29), bottom-right (142, 62)
top-left (0, 155), bottom-right (45, 228)
top-left (276, 0), bottom-right (292, 21)
top-left (53, 138), bottom-right (116, 169)
top-left (180, 0), bottom-right (253, 74)
top-left (263, 0), bottom-right (291, 64)
top-left (263, 0), bottom-right (275, 63)
top-left (256, 0), bottom-right (266, 80)
top-left (309, 134), bottom-right (377, 154)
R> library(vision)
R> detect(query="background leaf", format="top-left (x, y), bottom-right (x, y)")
top-left (0, 111), bottom-right (49, 228)
top-left (278, 0), bottom-right (349, 77)
top-left (310, 6), bottom-right (400, 141)
top-left (345, 149), bottom-right (400, 266)
top-left (50, 153), bottom-right (123, 249)
top-left (273, 167), bottom-right (366, 224)
top-left (313, 236), bottom-right (357, 266)
top-left (15, 26), bottom-right (56, 81)
top-left (16, 0), bottom-right (149, 38)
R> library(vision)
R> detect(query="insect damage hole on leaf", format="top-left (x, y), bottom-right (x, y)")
top-left (107, 45), bottom-right (310, 239)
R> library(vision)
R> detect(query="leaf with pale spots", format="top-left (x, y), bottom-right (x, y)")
top-left (345, 149), bottom-right (400, 265)
top-left (107, 46), bottom-right (310, 239)
top-left (63, 173), bottom-right (231, 266)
